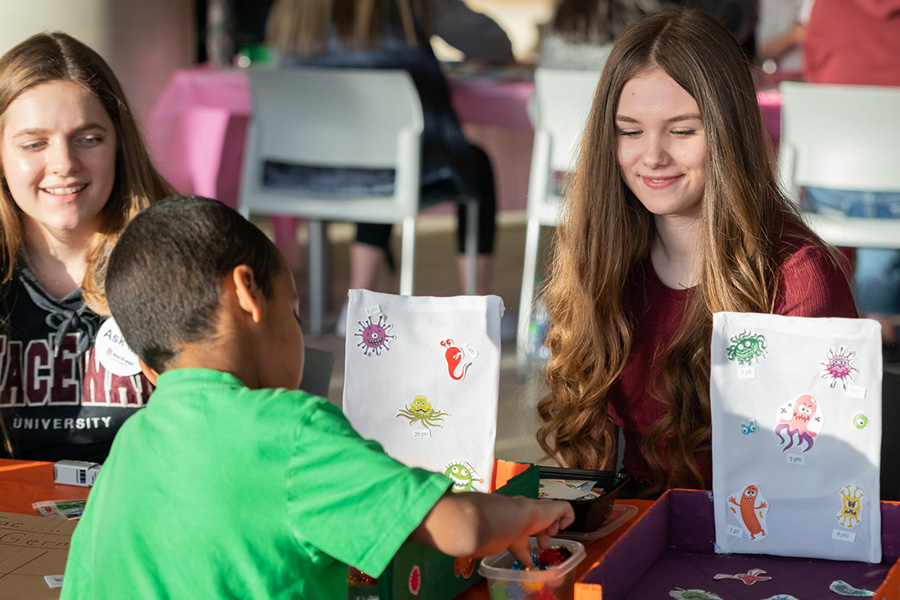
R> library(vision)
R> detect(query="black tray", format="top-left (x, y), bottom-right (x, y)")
top-left (538, 467), bottom-right (630, 533)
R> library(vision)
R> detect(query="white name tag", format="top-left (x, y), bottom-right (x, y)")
top-left (95, 318), bottom-right (142, 377)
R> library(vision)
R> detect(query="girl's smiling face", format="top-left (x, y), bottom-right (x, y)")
top-left (616, 66), bottom-right (707, 223)
top-left (1, 79), bottom-right (116, 241)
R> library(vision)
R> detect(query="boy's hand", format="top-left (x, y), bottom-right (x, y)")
top-left (411, 492), bottom-right (574, 561)
top-left (506, 499), bottom-right (574, 566)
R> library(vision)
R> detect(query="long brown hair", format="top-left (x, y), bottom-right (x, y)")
top-left (0, 32), bottom-right (174, 315)
top-left (266, 0), bottom-right (432, 56)
top-left (536, 9), bottom-right (818, 493)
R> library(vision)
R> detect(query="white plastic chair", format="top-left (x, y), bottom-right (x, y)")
top-left (516, 68), bottom-right (602, 375)
top-left (778, 81), bottom-right (900, 249)
top-left (238, 67), bottom-right (478, 335)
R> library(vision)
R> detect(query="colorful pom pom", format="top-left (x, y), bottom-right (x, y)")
top-left (510, 545), bottom-right (574, 571)
top-left (347, 566), bottom-right (377, 585)
top-left (537, 549), bottom-right (564, 566)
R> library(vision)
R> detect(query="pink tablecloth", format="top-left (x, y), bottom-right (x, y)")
top-left (145, 68), bottom-right (252, 210)
top-left (145, 68), bottom-right (536, 207)
top-left (757, 89), bottom-right (783, 148)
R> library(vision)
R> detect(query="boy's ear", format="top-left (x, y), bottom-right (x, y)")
top-left (139, 358), bottom-right (159, 386)
top-left (231, 265), bottom-right (263, 323)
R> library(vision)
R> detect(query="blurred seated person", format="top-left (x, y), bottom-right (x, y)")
top-left (669, 0), bottom-right (757, 56)
top-left (431, 0), bottom-right (514, 64)
top-left (265, 0), bottom-right (507, 336)
top-left (756, 0), bottom-right (813, 74)
top-left (539, 0), bottom-right (669, 71)
top-left (804, 0), bottom-right (900, 353)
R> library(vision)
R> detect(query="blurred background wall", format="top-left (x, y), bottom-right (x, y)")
top-left (0, 0), bottom-right (195, 127)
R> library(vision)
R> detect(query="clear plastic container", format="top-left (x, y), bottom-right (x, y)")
top-left (477, 538), bottom-right (586, 600)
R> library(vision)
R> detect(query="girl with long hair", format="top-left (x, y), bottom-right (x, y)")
top-left (0, 32), bottom-right (174, 461)
top-left (536, 9), bottom-right (856, 496)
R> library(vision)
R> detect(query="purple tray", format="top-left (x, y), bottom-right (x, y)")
top-left (578, 489), bottom-right (900, 599)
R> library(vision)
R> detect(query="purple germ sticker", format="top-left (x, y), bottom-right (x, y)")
top-left (354, 314), bottom-right (396, 356)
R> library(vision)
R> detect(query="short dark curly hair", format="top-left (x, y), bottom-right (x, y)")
top-left (106, 196), bottom-right (282, 372)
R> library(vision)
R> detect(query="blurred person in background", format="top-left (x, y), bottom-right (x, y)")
top-left (804, 0), bottom-right (900, 355)
top-left (756, 0), bottom-right (813, 75)
top-left (539, 0), bottom-right (670, 71)
top-left (265, 0), bottom-right (508, 336)
top-left (669, 0), bottom-right (757, 56)
top-left (431, 0), bottom-right (514, 64)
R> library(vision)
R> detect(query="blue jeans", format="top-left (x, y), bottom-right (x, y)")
top-left (806, 187), bottom-right (900, 314)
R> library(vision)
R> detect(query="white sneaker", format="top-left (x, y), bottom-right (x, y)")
top-left (335, 302), bottom-right (349, 338)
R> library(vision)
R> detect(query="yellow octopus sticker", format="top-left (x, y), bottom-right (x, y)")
top-left (396, 394), bottom-right (448, 429)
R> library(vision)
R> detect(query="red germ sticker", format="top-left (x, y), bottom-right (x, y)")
top-left (454, 556), bottom-right (476, 578)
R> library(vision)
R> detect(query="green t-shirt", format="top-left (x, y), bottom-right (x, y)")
top-left (61, 368), bottom-right (450, 599)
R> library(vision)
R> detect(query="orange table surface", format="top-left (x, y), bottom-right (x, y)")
top-left (0, 458), bottom-right (90, 515)
top-left (0, 459), bottom-right (651, 599)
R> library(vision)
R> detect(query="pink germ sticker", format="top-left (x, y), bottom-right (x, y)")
top-left (408, 564), bottom-right (421, 596)
top-left (713, 568), bottom-right (772, 585)
top-left (821, 347), bottom-right (858, 390)
top-left (776, 394), bottom-right (823, 453)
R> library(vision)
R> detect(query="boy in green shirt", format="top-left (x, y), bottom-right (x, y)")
top-left (61, 196), bottom-right (573, 599)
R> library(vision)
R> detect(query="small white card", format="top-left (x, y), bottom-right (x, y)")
top-left (847, 385), bottom-right (866, 399)
top-left (832, 529), bottom-right (857, 543)
top-left (537, 479), bottom-right (601, 501)
top-left (737, 366), bottom-right (756, 379)
top-left (727, 524), bottom-right (744, 538)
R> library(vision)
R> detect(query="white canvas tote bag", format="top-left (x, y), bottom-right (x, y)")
top-left (710, 311), bottom-right (881, 562)
top-left (342, 289), bottom-right (504, 493)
